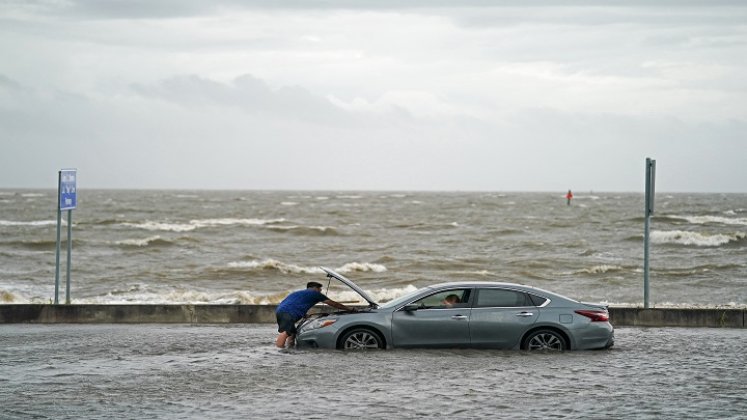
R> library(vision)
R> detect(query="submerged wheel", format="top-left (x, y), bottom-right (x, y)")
top-left (522, 329), bottom-right (568, 351)
top-left (340, 328), bottom-right (383, 350)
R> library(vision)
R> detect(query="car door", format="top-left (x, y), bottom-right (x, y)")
top-left (390, 288), bottom-right (472, 348)
top-left (469, 287), bottom-right (539, 349)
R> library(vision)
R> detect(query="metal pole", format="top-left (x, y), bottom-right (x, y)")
top-left (643, 158), bottom-right (654, 309)
top-left (65, 209), bottom-right (72, 304)
top-left (643, 207), bottom-right (651, 309)
top-left (54, 207), bottom-right (62, 305)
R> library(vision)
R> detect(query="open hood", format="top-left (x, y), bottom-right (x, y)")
top-left (320, 266), bottom-right (378, 308)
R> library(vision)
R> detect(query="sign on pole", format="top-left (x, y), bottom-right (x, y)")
top-left (59, 169), bottom-right (77, 210)
top-left (55, 169), bottom-right (77, 305)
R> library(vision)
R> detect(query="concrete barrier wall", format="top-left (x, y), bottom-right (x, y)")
top-left (0, 305), bottom-right (744, 328)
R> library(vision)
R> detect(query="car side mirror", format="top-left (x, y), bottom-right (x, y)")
top-left (403, 304), bottom-right (420, 312)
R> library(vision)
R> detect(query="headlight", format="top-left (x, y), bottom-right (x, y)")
top-left (302, 318), bottom-right (337, 332)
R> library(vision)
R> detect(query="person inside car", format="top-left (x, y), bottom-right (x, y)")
top-left (441, 294), bottom-right (461, 307)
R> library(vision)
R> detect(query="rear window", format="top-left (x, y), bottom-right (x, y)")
top-left (528, 294), bottom-right (549, 307)
top-left (476, 289), bottom-right (531, 307)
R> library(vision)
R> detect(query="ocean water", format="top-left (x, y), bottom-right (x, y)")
top-left (1, 324), bottom-right (746, 419)
top-left (1, 190), bottom-right (745, 307)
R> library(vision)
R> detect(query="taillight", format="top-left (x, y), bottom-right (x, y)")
top-left (575, 309), bottom-right (609, 322)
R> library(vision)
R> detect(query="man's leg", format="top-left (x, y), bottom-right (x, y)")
top-left (276, 331), bottom-right (289, 348)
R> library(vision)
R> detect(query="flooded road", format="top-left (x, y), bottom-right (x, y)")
top-left (1, 325), bottom-right (745, 419)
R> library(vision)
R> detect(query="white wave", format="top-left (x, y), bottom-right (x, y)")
top-left (21, 193), bottom-right (45, 197)
top-left (0, 220), bottom-right (60, 227)
top-left (336, 195), bottom-right (362, 199)
top-left (651, 230), bottom-right (746, 247)
top-left (123, 218), bottom-right (286, 232)
top-left (577, 265), bottom-right (624, 274)
top-left (114, 236), bottom-right (163, 247)
top-left (454, 270), bottom-right (496, 276)
top-left (73, 284), bottom-right (419, 305)
top-left (670, 215), bottom-right (747, 226)
top-left (191, 218), bottom-right (286, 227)
top-left (606, 302), bottom-right (747, 309)
top-left (1, 289), bottom-right (29, 303)
top-left (226, 259), bottom-right (387, 275)
top-left (280, 202), bottom-right (298, 206)
top-left (227, 259), bottom-right (325, 274)
top-left (324, 285), bottom-right (417, 305)
top-left (335, 262), bottom-right (387, 273)
top-left (266, 225), bottom-right (336, 233)
top-left (122, 221), bottom-right (196, 232)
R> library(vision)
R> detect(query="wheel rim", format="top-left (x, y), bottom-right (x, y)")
top-left (343, 331), bottom-right (380, 350)
top-left (527, 332), bottom-right (565, 351)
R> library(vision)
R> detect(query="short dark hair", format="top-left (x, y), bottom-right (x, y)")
top-left (307, 281), bottom-right (323, 289)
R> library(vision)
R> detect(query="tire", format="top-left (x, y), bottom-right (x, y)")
top-left (522, 329), bottom-right (568, 351)
top-left (339, 328), bottom-right (384, 350)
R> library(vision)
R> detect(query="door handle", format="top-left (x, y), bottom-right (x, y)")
top-left (451, 315), bottom-right (468, 320)
top-left (516, 312), bottom-right (534, 317)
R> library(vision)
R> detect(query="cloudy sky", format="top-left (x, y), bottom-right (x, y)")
top-left (1, 1), bottom-right (745, 192)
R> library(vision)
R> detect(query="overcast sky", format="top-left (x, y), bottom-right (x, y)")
top-left (1, 1), bottom-right (745, 192)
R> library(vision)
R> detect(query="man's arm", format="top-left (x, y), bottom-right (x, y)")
top-left (323, 299), bottom-right (357, 312)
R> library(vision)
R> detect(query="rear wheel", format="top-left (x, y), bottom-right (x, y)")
top-left (522, 329), bottom-right (568, 351)
top-left (340, 328), bottom-right (383, 350)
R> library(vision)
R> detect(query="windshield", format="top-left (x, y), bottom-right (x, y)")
top-left (379, 286), bottom-right (431, 309)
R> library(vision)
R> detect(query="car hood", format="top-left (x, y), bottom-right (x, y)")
top-left (320, 266), bottom-right (378, 308)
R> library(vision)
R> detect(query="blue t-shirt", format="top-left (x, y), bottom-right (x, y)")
top-left (276, 289), bottom-right (329, 319)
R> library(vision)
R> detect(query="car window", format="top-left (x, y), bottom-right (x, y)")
top-left (476, 288), bottom-right (531, 307)
top-left (528, 293), bottom-right (549, 307)
top-left (412, 289), bottom-right (470, 309)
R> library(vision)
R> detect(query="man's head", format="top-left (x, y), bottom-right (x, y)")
top-left (307, 281), bottom-right (323, 290)
top-left (443, 294), bottom-right (460, 305)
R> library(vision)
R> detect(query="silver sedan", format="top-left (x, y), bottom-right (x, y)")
top-left (296, 268), bottom-right (614, 351)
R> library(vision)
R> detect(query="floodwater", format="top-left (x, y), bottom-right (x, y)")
top-left (1, 325), bottom-right (745, 419)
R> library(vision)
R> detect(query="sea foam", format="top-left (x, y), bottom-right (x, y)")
top-left (226, 259), bottom-right (387, 275)
top-left (669, 215), bottom-right (747, 226)
top-left (652, 230), bottom-right (746, 247)
top-left (122, 218), bottom-right (286, 232)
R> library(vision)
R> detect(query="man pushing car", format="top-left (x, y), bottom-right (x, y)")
top-left (275, 281), bottom-right (358, 349)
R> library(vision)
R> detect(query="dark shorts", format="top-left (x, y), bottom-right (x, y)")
top-left (276, 312), bottom-right (300, 335)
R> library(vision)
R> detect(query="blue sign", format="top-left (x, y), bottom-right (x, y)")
top-left (59, 169), bottom-right (77, 210)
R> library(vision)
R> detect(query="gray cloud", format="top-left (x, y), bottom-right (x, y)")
top-left (1, 1), bottom-right (745, 192)
top-left (12, 0), bottom-right (745, 20)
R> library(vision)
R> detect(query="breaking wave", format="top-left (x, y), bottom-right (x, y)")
top-left (335, 262), bottom-right (387, 273)
top-left (226, 259), bottom-right (386, 275)
top-left (264, 225), bottom-right (339, 236)
top-left (0, 220), bottom-right (60, 227)
top-left (0, 289), bottom-right (28, 303)
top-left (122, 218), bottom-right (286, 232)
top-left (227, 259), bottom-right (324, 274)
top-left (114, 236), bottom-right (175, 247)
top-left (651, 230), bottom-right (746, 247)
top-left (576, 265), bottom-right (625, 275)
top-left (665, 215), bottom-right (747, 226)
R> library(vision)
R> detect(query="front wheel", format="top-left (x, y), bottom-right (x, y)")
top-left (340, 328), bottom-right (383, 350)
top-left (522, 329), bottom-right (568, 351)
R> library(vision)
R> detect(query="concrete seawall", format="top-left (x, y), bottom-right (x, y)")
top-left (0, 305), bottom-right (744, 328)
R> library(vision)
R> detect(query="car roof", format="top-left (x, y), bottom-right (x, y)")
top-left (423, 281), bottom-right (573, 300)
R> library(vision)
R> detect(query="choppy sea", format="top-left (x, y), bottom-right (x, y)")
top-left (1, 189), bottom-right (745, 307)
